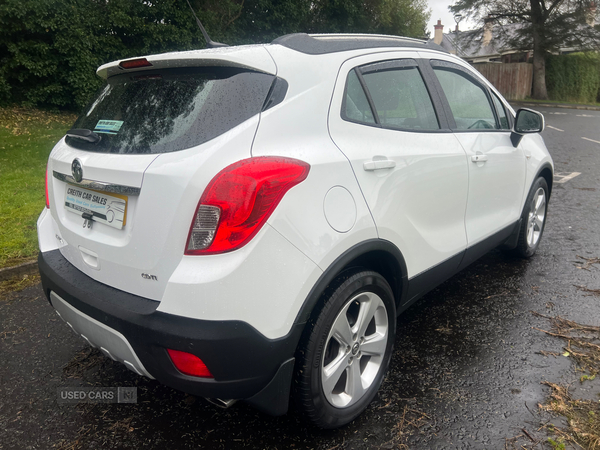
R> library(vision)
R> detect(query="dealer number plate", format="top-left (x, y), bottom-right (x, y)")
top-left (64, 185), bottom-right (128, 229)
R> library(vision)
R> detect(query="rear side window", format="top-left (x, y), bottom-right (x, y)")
top-left (362, 66), bottom-right (439, 130)
top-left (66, 67), bottom-right (275, 154)
top-left (342, 60), bottom-right (439, 131)
top-left (344, 70), bottom-right (376, 124)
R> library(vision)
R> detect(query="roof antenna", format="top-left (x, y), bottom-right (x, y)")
top-left (185, 0), bottom-right (228, 48)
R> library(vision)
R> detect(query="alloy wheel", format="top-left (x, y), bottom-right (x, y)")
top-left (321, 292), bottom-right (389, 408)
top-left (526, 187), bottom-right (546, 247)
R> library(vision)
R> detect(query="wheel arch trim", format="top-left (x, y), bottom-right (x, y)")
top-left (294, 239), bottom-right (408, 325)
top-left (534, 162), bottom-right (554, 198)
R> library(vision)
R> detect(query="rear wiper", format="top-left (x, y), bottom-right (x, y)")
top-left (66, 129), bottom-right (101, 143)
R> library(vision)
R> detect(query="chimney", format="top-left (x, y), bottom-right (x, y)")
top-left (483, 17), bottom-right (493, 46)
top-left (434, 19), bottom-right (444, 45)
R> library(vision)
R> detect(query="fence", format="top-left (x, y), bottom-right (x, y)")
top-left (473, 63), bottom-right (533, 100)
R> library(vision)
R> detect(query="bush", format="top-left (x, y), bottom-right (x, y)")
top-left (546, 52), bottom-right (600, 104)
top-left (0, 0), bottom-right (430, 112)
top-left (0, 0), bottom-right (206, 111)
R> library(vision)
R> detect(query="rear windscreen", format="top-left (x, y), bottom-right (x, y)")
top-left (66, 67), bottom-right (275, 154)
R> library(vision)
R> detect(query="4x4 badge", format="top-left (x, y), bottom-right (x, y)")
top-left (71, 159), bottom-right (83, 183)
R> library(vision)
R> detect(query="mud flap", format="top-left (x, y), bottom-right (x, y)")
top-left (501, 218), bottom-right (522, 250)
top-left (245, 357), bottom-right (295, 416)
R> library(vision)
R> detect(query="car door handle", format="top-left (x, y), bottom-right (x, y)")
top-left (471, 154), bottom-right (488, 163)
top-left (363, 159), bottom-right (396, 171)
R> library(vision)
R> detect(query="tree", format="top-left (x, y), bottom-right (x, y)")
top-left (215, 0), bottom-right (314, 43)
top-left (308, 0), bottom-right (429, 37)
top-left (0, 0), bottom-right (431, 110)
top-left (0, 0), bottom-right (204, 108)
top-left (450, 0), bottom-right (600, 99)
top-left (208, 0), bottom-right (431, 43)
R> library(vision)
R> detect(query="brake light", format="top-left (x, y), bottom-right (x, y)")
top-left (167, 349), bottom-right (213, 378)
top-left (185, 157), bottom-right (310, 255)
top-left (45, 164), bottom-right (50, 209)
top-left (119, 58), bottom-right (153, 69)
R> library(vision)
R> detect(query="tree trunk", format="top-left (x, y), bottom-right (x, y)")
top-left (530, 0), bottom-right (549, 99)
top-left (531, 33), bottom-right (549, 99)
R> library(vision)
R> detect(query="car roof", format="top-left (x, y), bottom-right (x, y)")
top-left (97, 33), bottom-right (448, 79)
top-left (271, 33), bottom-right (448, 55)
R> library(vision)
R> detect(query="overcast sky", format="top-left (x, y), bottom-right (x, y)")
top-left (426, 0), bottom-right (478, 36)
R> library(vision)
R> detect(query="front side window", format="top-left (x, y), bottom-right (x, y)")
top-left (342, 60), bottom-right (439, 131)
top-left (432, 63), bottom-right (499, 130)
top-left (491, 92), bottom-right (510, 130)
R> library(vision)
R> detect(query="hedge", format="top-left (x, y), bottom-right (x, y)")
top-left (546, 52), bottom-right (600, 104)
top-left (0, 0), bottom-right (430, 111)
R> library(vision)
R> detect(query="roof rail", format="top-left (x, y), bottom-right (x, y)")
top-left (271, 33), bottom-right (448, 55)
top-left (309, 33), bottom-right (426, 43)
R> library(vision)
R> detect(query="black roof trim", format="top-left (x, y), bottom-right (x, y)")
top-left (271, 33), bottom-right (449, 55)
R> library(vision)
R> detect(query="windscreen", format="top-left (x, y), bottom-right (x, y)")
top-left (66, 67), bottom-right (275, 154)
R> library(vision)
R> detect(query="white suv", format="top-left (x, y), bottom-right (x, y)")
top-left (37, 33), bottom-right (553, 428)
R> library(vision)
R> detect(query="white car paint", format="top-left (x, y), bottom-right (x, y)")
top-left (38, 37), bottom-right (553, 344)
top-left (454, 131), bottom-right (527, 245)
top-left (327, 51), bottom-right (470, 278)
top-left (47, 114), bottom-right (260, 301)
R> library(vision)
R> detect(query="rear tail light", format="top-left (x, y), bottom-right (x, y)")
top-left (45, 164), bottom-right (50, 209)
top-left (167, 349), bottom-right (213, 378)
top-left (185, 157), bottom-right (310, 255)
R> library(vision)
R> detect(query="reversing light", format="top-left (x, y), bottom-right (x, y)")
top-left (119, 58), bottom-right (153, 69)
top-left (185, 157), bottom-right (310, 255)
top-left (167, 349), bottom-right (213, 378)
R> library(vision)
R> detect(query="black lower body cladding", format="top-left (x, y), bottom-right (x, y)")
top-left (38, 250), bottom-right (302, 412)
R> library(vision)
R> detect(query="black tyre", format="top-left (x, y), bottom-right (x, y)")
top-left (294, 270), bottom-right (396, 428)
top-left (513, 177), bottom-right (549, 258)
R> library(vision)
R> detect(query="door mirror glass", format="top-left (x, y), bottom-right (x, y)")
top-left (515, 108), bottom-right (544, 133)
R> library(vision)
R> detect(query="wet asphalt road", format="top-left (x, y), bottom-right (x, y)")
top-left (1, 106), bottom-right (600, 449)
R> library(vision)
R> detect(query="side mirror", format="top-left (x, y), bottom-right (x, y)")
top-left (511, 108), bottom-right (545, 147)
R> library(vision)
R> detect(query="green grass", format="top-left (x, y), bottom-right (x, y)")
top-left (0, 107), bottom-right (76, 269)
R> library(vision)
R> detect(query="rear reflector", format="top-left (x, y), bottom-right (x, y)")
top-left (119, 58), bottom-right (153, 69)
top-left (167, 349), bottom-right (213, 378)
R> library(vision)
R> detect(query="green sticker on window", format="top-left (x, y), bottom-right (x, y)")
top-left (94, 120), bottom-right (124, 135)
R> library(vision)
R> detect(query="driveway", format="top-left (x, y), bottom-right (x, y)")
top-left (1, 106), bottom-right (599, 449)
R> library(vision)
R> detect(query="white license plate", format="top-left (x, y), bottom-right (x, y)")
top-left (64, 185), bottom-right (128, 229)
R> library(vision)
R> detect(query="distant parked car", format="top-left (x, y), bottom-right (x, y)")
top-left (38, 33), bottom-right (553, 428)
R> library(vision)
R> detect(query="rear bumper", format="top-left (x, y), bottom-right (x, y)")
top-left (38, 249), bottom-right (303, 414)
